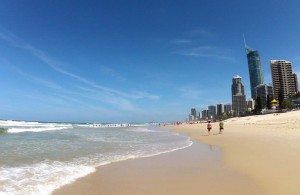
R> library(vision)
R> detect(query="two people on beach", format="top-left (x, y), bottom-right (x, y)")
top-left (207, 120), bottom-right (224, 135)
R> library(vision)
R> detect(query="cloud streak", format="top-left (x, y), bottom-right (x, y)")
top-left (0, 29), bottom-right (160, 113)
top-left (187, 28), bottom-right (215, 37)
top-left (170, 39), bottom-right (193, 44)
top-left (174, 46), bottom-right (236, 61)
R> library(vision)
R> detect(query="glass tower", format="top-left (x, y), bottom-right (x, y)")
top-left (245, 47), bottom-right (264, 99)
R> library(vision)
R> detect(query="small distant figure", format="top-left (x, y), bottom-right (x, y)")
top-left (219, 120), bottom-right (224, 134)
top-left (207, 120), bottom-right (212, 135)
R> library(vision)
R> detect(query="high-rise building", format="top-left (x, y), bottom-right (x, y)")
top-left (188, 115), bottom-right (194, 121)
top-left (254, 84), bottom-right (273, 109)
top-left (224, 104), bottom-right (232, 113)
top-left (233, 95), bottom-right (247, 114)
top-left (217, 103), bottom-right (223, 117)
top-left (245, 46), bottom-right (264, 99)
top-left (198, 112), bottom-right (201, 121)
top-left (201, 109), bottom-right (208, 119)
top-left (270, 60), bottom-right (297, 100)
top-left (232, 75), bottom-right (247, 114)
top-left (293, 73), bottom-right (299, 93)
top-left (191, 108), bottom-right (197, 121)
top-left (207, 105), bottom-right (216, 118)
top-left (231, 75), bottom-right (245, 98)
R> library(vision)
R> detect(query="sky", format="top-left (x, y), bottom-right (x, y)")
top-left (0, 0), bottom-right (300, 123)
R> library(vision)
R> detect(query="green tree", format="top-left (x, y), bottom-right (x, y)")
top-left (293, 92), bottom-right (300, 99)
top-left (281, 100), bottom-right (294, 109)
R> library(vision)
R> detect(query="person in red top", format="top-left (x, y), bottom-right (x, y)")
top-left (207, 120), bottom-right (212, 135)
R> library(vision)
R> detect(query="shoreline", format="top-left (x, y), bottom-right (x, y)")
top-left (53, 141), bottom-right (263, 195)
top-left (53, 110), bottom-right (300, 194)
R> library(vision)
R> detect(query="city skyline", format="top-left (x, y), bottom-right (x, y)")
top-left (1, 1), bottom-right (300, 123)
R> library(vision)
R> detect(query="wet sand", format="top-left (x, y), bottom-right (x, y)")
top-left (53, 142), bottom-right (263, 195)
top-left (53, 110), bottom-right (300, 195)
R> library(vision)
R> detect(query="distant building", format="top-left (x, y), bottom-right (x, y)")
top-left (247, 98), bottom-right (255, 111)
top-left (233, 95), bottom-right (247, 114)
top-left (254, 84), bottom-right (273, 109)
top-left (293, 73), bottom-right (299, 93)
top-left (245, 45), bottom-right (264, 99)
top-left (217, 103), bottom-right (223, 117)
top-left (232, 75), bottom-right (247, 114)
top-left (201, 109), bottom-right (208, 119)
top-left (207, 105), bottom-right (216, 118)
top-left (231, 75), bottom-right (245, 99)
top-left (191, 108), bottom-right (197, 121)
top-left (270, 60), bottom-right (297, 100)
top-left (224, 104), bottom-right (232, 113)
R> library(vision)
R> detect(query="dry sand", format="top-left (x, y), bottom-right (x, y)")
top-left (169, 110), bottom-right (300, 195)
top-left (53, 110), bottom-right (300, 195)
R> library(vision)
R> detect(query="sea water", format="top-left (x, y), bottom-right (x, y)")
top-left (0, 120), bottom-right (192, 195)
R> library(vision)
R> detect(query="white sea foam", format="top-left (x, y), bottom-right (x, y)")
top-left (7, 126), bottom-right (71, 133)
top-left (0, 122), bottom-right (193, 195)
top-left (0, 161), bottom-right (95, 195)
top-left (0, 120), bottom-right (73, 133)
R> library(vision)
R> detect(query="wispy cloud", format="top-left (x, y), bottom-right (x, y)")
top-left (174, 46), bottom-right (235, 61)
top-left (187, 28), bottom-right (214, 37)
top-left (17, 69), bottom-right (64, 91)
top-left (170, 39), bottom-right (193, 44)
top-left (99, 65), bottom-right (126, 82)
top-left (0, 29), bottom-right (160, 113)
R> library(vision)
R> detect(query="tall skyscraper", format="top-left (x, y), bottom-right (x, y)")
top-left (270, 60), bottom-right (297, 100)
top-left (232, 75), bottom-right (247, 114)
top-left (245, 45), bottom-right (264, 99)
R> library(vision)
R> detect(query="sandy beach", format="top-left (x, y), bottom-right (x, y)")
top-left (53, 110), bottom-right (300, 195)
top-left (168, 110), bottom-right (300, 195)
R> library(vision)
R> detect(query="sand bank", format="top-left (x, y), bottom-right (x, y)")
top-left (168, 110), bottom-right (300, 195)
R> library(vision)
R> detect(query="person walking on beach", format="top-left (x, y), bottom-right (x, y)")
top-left (219, 120), bottom-right (224, 134)
top-left (207, 120), bottom-right (212, 135)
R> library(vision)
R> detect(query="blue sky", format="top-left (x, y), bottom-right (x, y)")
top-left (0, 0), bottom-right (300, 123)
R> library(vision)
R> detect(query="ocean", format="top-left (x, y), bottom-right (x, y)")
top-left (0, 120), bottom-right (192, 195)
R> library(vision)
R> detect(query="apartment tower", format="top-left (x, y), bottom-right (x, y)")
top-left (270, 60), bottom-right (297, 100)
top-left (232, 75), bottom-right (247, 114)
